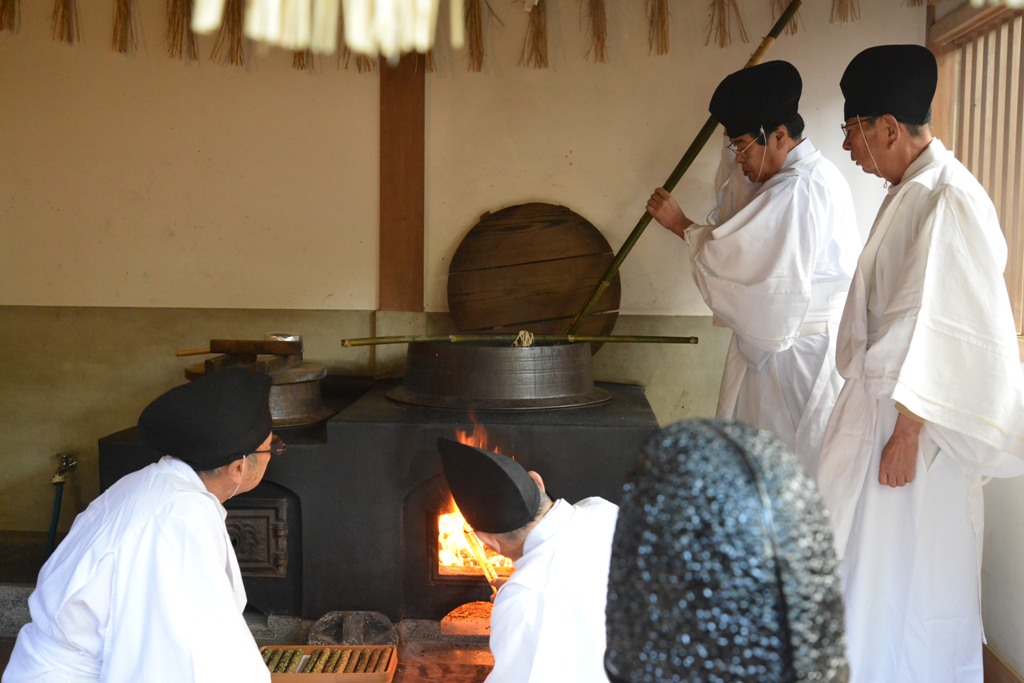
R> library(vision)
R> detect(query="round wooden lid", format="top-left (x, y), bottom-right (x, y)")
top-left (447, 202), bottom-right (620, 337)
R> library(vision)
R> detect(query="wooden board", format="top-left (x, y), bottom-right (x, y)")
top-left (447, 203), bottom-right (620, 337)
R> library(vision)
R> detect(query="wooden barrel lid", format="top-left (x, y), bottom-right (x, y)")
top-left (447, 202), bottom-right (620, 337)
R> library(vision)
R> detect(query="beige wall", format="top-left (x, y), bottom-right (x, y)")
top-left (9, 0), bottom-right (1023, 674)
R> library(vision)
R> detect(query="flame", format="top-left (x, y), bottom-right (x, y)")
top-left (437, 420), bottom-right (514, 576)
top-left (437, 497), bottom-right (513, 576)
top-left (454, 415), bottom-right (502, 454)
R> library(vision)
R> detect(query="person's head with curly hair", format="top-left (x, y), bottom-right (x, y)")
top-left (604, 419), bottom-right (848, 683)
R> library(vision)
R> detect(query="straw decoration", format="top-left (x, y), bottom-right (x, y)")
top-left (770, 0), bottom-right (801, 35)
top-left (337, 45), bottom-right (376, 72)
top-left (210, 0), bottom-right (245, 65)
top-left (705, 0), bottom-right (747, 48)
top-left (355, 53), bottom-right (376, 72)
top-left (292, 48), bottom-right (315, 71)
top-left (584, 0), bottom-right (607, 63)
top-left (830, 0), bottom-right (860, 22)
top-left (335, 8), bottom-right (375, 72)
top-left (465, 0), bottom-right (484, 70)
top-left (1, 0), bottom-right (20, 33)
top-left (647, 0), bottom-right (669, 56)
top-left (51, 0), bottom-right (80, 45)
top-left (112, 0), bottom-right (138, 53)
top-left (166, 0), bottom-right (199, 61)
top-left (310, 0), bottom-right (339, 53)
top-left (905, 0), bottom-right (925, 6)
top-left (518, 0), bottom-right (547, 69)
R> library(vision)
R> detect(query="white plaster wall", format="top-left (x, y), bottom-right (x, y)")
top-left (0, 1), bottom-right (380, 310)
top-left (983, 471), bottom-right (1024, 673)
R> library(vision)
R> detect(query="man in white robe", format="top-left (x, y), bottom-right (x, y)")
top-left (648, 61), bottom-right (861, 478)
top-left (3, 368), bottom-right (282, 683)
top-left (818, 44), bottom-right (1024, 683)
top-left (437, 437), bottom-right (618, 683)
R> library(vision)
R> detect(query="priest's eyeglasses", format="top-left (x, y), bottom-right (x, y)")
top-left (250, 435), bottom-right (287, 458)
top-left (727, 136), bottom-right (758, 157)
top-left (841, 116), bottom-right (878, 139)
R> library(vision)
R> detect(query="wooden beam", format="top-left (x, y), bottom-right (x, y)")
top-left (379, 54), bottom-right (426, 312)
top-left (928, 5), bottom-right (1022, 51)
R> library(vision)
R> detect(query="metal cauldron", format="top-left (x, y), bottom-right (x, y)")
top-left (386, 342), bottom-right (611, 411)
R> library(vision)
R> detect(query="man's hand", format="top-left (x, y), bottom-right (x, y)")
top-left (879, 412), bottom-right (923, 487)
top-left (647, 187), bottom-right (694, 238)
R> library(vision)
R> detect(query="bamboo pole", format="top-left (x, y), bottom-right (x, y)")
top-left (565, 0), bottom-right (803, 335)
top-left (341, 333), bottom-right (699, 347)
top-left (462, 523), bottom-right (499, 596)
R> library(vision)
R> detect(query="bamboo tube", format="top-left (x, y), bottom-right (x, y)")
top-left (341, 334), bottom-right (699, 347)
top-left (462, 523), bottom-right (499, 595)
top-left (564, 0), bottom-right (802, 336)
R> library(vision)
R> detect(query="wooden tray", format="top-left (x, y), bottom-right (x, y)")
top-left (261, 645), bottom-right (397, 682)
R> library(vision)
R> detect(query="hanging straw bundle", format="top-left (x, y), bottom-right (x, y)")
top-left (210, 0), bottom-right (245, 65)
top-left (830, 0), bottom-right (860, 22)
top-left (167, 0), bottom-right (199, 61)
top-left (335, 6), bottom-right (376, 72)
top-left (1, 0), bottom-right (19, 33)
top-left (906, 0), bottom-right (925, 6)
top-left (309, 0), bottom-right (340, 53)
top-left (647, 0), bottom-right (669, 56)
top-left (518, 0), bottom-right (547, 69)
top-left (465, 0), bottom-right (484, 70)
top-left (51, 0), bottom-right (80, 45)
top-left (292, 48), bottom-right (315, 71)
top-left (112, 0), bottom-right (138, 53)
top-left (705, 0), bottom-right (747, 48)
top-left (770, 0), bottom-right (801, 34)
top-left (585, 0), bottom-right (607, 63)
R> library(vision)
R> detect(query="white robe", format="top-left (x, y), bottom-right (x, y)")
top-left (3, 456), bottom-right (270, 683)
top-left (685, 138), bottom-right (861, 477)
top-left (486, 497), bottom-right (618, 683)
top-left (816, 139), bottom-right (1024, 683)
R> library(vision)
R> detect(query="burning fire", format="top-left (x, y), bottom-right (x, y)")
top-left (437, 420), bottom-right (514, 577)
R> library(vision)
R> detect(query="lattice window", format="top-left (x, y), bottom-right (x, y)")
top-left (930, 6), bottom-right (1024, 357)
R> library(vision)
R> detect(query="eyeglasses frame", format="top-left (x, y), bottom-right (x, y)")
top-left (249, 434), bottom-right (287, 458)
top-left (840, 115), bottom-right (878, 140)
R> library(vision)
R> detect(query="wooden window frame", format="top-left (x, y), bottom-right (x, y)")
top-left (928, 4), bottom-right (1024, 359)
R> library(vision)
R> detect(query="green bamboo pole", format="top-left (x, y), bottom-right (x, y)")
top-left (341, 333), bottom-right (698, 347)
top-left (565, 0), bottom-right (803, 335)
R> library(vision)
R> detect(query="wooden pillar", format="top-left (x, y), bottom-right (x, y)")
top-left (378, 54), bottom-right (426, 312)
